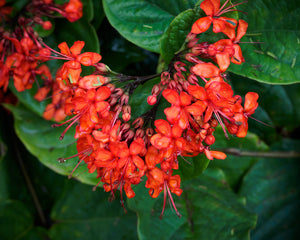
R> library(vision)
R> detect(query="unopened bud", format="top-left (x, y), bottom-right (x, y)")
top-left (135, 128), bottom-right (145, 138)
top-left (145, 128), bottom-right (154, 137)
top-left (204, 135), bottom-right (215, 145)
top-left (188, 74), bottom-right (199, 84)
top-left (120, 123), bottom-right (131, 133)
top-left (132, 117), bottom-right (144, 128)
top-left (122, 105), bottom-right (131, 122)
top-left (120, 93), bottom-right (129, 105)
top-left (95, 63), bottom-right (109, 74)
top-left (151, 84), bottom-right (160, 95)
top-left (185, 53), bottom-right (201, 64)
top-left (123, 130), bottom-right (135, 141)
top-left (42, 21), bottom-right (52, 30)
top-left (113, 88), bottom-right (123, 97)
top-left (161, 72), bottom-right (170, 85)
top-left (210, 119), bottom-right (218, 128)
top-left (147, 95), bottom-right (157, 105)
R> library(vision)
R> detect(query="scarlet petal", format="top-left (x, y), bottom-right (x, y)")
top-left (58, 42), bottom-right (71, 56)
top-left (172, 124), bottom-right (183, 138)
top-left (95, 101), bottom-right (109, 113)
top-left (70, 41), bottom-right (85, 56)
top-left (192, 62), bottom-right (220, 78)
top-left (162, 89), bottom-right (180, 105)
top-left (79, 75), bottom-right (106, 89)
top-left (191, 16), bottom-right (212, 34)
top-left (150, 134), bottom-right (171, 149)
top-left (231, 44), bottom-right (244, 64)
top-left (216, 53), bottom-right (231, 72)
top-left (179, 91), bottom-right (192, 106)
top-left (212, 18), bottom-right (226, 33)
top-left (235, 19), bottom-right (248, 42)
top-left (77, 52), bottom-right (102, 66)
top-left (154, 119), bottom-right (172, 136)
top-left (96, 86), bottom-right (111, 101)
top-left (164, 106), bottom-right (180, 123)
top-left (130, 138), bottom-right (145, 155)
top-left (186, 101), bottom-right (207, 116)
top-left (244, 92), bottom-right (259, 115)
top-left (210, 151), bottom-right (227, 160)
top-left (95, 148), bottom-right (113, 162)
top-left (187, 85), bottom-right (207, 100)
top-left (200, 0), bottom-right (220, 16)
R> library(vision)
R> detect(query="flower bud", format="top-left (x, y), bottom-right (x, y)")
top-left (147, 95), bottom-right (157, 105)
top-left (132, 117), bottom-right (144, 128)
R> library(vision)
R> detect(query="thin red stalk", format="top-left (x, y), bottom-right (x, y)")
top-left (214, 110), bottom-right (229, 139)
top-left (68, 159), bottom-right (83, 179)
top-left (166, 183), bottom-right (181, 218)
top-left (159, 182), bottom-right (167, 220)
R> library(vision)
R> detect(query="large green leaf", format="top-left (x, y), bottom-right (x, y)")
top-left (0, 200), bottom-right (34, 240)
top-left (103, 0), bottom-right (197, 53)
top-left (239, 139), bottom-right (300, 239)
top-left (228, 0), bottom-right (300, 84)
top-left (128, 174), bottom-right (257, 240)
top-left (208, 127), bottom-right (269, 189)
top-left (5, 104), bottom-right (99, 186)
top-left (49, 181), bottom-right (138, 240)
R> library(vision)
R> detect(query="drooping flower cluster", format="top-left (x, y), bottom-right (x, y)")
top-left (1, 0), bottom-right (259, 218)
top-left (0, 0), bottom-right (83, 101)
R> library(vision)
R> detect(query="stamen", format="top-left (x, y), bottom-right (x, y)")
top-left (159, 182), bottom-right (168, 220)
top-left (93, 179), bottom-right (103, 191)
top-left (166, 183), bottom-right (181, 218)
top-left (214, 110), bottom-right (229, 139)
top-left (68, 159), bottom-right (83, 179)
top-left (248, 115), bottom-right (274, 128)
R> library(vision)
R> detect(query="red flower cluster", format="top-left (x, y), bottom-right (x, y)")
top-left (50, 0), bottom-right (259, 218)
top-left (0, 0), bottom-right (83, 99)
top-left (1, 0), bottom-right (259, 218)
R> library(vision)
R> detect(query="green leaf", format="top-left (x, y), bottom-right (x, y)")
top-left (129, 78), bottom-right (160, 119)
top-left (176, 154), bottom-right (210, 181)
top-left (49, 181), bottom-right (138, 240)
top-left (103, 0), bottom-right (198, 53)
top-left (208, 127), bottom-right (269, 189)
top-left (5, 104), bottom-right (99, 186)
top-left (160, 9), bottom-right (196, 64)
top-left (228, 0), bottom-right (300, 84)
top-left (128, 174), bottom-right (257, 240)
top-left (91, 0), bottom-right (105, 30)
top-left (0, 200), bottom-right (33, 240)
top-left (239, 139), bottom-right (300, 239)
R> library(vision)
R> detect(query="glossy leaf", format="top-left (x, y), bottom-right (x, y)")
top-left (128, 174), bottom-right (257, 240)
top-left (103, 0), bottom-right (197, 52)
top-left (49, 181), bottom-right (138, 240)
top-left (228, 0), bottom-right (300, 84)
top-left (0, 200), bottom-right (34, 240)
top-left (5, 104), bottom-right (99, 186)
top-left (208, 127), bottom-right (269, 189)
top-left (239, 139), bottom-right (300, 239)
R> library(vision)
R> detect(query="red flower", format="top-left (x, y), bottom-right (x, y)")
top-left (191, 0), bottom-right (238, 38)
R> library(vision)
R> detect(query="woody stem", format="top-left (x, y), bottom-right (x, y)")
top-left (215, 148), bottom-right (300, 158)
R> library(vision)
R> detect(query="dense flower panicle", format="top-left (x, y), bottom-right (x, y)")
top-left (0, 0), bottom-right (258, 218)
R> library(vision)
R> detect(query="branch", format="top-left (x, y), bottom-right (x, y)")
top-left (215, 148), bottom-right (300, 158)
